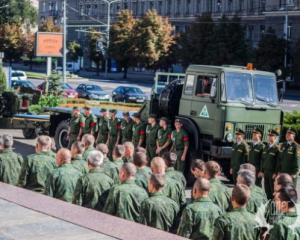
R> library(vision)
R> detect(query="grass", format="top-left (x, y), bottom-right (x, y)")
top-left (26, 72), bottom-right (46, 79)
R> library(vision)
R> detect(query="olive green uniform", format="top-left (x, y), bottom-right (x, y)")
top-left (82, 146), bottom-right (95, 162)
top-left (96, 116), bottom-right (110, 144)
top-left (230, 141), bottom-right (249, 184)
top-left (278, 141), bottom-right (300, 187)
top-left (108, 118), bottom-right (121, 155)
top-left (83, 113), bottom-right (98, 135)
top-left (132, 121), bottom-right (146, 148)
top-left (120, 118), bottom-right (134, 144)
top-left (146, 124), bottom-right (160, 163)
top-left (248, 141), bottom-right (264, 187)
top-left (68, 114), bottom-right (85, 149)
top-left (171, 129), bottom-right (189, 173)
top-left (157, 127), bottom-right (172, 156)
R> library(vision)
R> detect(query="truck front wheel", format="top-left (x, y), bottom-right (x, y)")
top-left (54, 121), bottom-right (69, 150)
top-left (22, 129), bottom-right (39, 139)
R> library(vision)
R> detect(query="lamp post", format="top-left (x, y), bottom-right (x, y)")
top-left (62, 0), bottom-right (67, 83)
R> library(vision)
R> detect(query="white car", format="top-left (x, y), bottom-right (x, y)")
top-left (11, 70), bottom-right (27, 81)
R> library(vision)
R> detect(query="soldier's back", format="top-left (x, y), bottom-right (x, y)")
top-left (165, 167), bottom-right (186, 189)
top-left (0, 149), bottom-right (23, 185)
top-left (82, 147), bottom-right (95, 161)
top-left (246, 186), bottom-right (268, 214)
top-left (71, 156), bottom-right (89, 174)
top-left (135, 167), bottom-right (152, 192)
top-left (209, 178), bottom-right (231, 212)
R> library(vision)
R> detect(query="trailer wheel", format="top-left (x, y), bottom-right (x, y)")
top-left (54, 121), bottom-right (69, 150)
top-left (185, 148), bottom-right (202, 186)
top-left (22, 128), bottom-right (39, 139)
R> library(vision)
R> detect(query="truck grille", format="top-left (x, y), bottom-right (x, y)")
top-left (244, 124), bottom-right (265, 141)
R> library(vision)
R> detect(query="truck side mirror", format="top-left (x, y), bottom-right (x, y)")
top-left (210, 78), bottom-right (217, 98)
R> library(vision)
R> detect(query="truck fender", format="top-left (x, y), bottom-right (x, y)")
top-left (175, 116), bottom-right (199, 150)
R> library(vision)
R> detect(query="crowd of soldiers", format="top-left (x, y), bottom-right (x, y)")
top-left (0, 105), bottom-right (299, 239)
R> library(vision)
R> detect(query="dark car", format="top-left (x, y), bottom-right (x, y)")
top-left (35, 82), bottom-right (78, 98)
top-left (112, 86), bottom-right (148, 103)
top-left (75, 84), bottom-right (110, 101)
top-left (11, 80), bottom-right (35, 90)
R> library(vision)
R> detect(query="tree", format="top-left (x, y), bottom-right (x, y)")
top-left (39, 17), bottom-right (62, 32)
top-left (87, 28), bottom-right (103, 76)
top-left (0, 65), bottom-right (7, 92)
top-left (109, 10), bottom-right (136, 78)
top-left (68, 41), bottom-right (83, 64)
top-left (20, 32), bottom-right (35, 70)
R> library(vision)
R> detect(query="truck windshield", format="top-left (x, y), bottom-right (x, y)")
top-left (253, 74), bottom-right (278, 106)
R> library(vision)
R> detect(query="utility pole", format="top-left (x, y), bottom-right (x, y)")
top-left (62, 0), bottom-right (67, 83)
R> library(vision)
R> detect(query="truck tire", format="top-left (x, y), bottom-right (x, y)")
top-left (54, 121), bottom-right (69, 150)
top-left (185, 148), bottom-right (202, 186)
top-left (22, 128), bottom-right (39, 139)
top-left (221, 163), bottom-right (233, 183)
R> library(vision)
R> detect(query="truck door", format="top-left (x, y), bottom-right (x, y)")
top-left (179, 74), bottom-right (195, 116)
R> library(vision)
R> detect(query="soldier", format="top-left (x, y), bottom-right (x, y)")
top-left (230, 128), bottom-right (249, 184)
top-left (47, 138), bottom-right (57, 159)
top-left (66, 106), bottom-right (85, 149)
top-left (132, 112), bottom-right (145, 148)
top-left (108, 109), bottom-right (121, 156)
top-left (112, 145), bottom-right (126, 171)
top-left (70, 141), bottom-right (89, 174)
top-left (156, 117), bottom-right (172, 157)
top-left (170, 119), bottom-right (189, 173)
top-left (73, 150), bottom-right (113, 211)
top-left (133, 152), bottom-right (152, 192)
top-left (18, 136), bottom-right (56, 193)
top-left (190, 159), bottom-right (206, 179)
top-left (82, 134), bottom-right (95, 161)
top-left (139, 174), bottom-right (179, 231)
top-left (96, 108), bottom-right (110, 145)
top-left (278, 127), bottom-right (300, 187)
top-left (204, 161), bottom-right (231, 212)
top-left (145, 114), bottom-right (160, 163)
top-left (44, 148), bottom-right (82, 203)
top-left (120, 111), bottom-right (134, 144)
top-left (82, 106), bottom-right (98, 136)
top-left (248, 127), bottom-right (264, 187)
top-left (178, 178), bottom-right (222, 239)
top-left (123, 141), bottom-right (134, 163)
top-left (104, 162), bottom-right (148, 222)
top-left (0, 134), bottom-right (23, 186)
top-left (258, 129), bottom-right (280, 199)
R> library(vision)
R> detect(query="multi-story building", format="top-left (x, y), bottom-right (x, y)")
top-left (38, 0), bottom-right (300, 68)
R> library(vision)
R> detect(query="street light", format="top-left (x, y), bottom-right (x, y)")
top-left (62, 0), bottom-right (67, 83)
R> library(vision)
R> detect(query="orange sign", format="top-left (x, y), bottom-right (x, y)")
top-left (35, 32), bottom-right (63, 57)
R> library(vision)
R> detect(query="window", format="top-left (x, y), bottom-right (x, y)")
top-left (86, 4), bottom-right (91, 15)
top-left (54, 2), bottom-right (57, 11)
top-left (248, 25), bottom-right (253, 40)
top-left (254, 75), bottom-right (278, 105)
top-left (79, 5), bottom-right (84, 16)
top-left (124, 2), bottom-right (128, 9)
top-left (206, 0), bottom-right (212, 12)
top-left (167, 0), bottom-right (172, 14)
top-left (216, 0), bottom-right (221, 12)
top-left (227, 0), bottom-right (232, 11)
top-left (149, 1), bottom-right (154, 10)
top-left (132, 2), bottom-right (137, 15)
top-left (196, 75), bottom-right (212, 97)
top-left (250, 0), bottom-right (254, 12)
top-left (141, 2), bottom-right (145, 15)
top-left (42, 2), bottom-right (46, 12)
top-left (93, 4), bottom-right (98, 16)
top-left (196, 0), bottom-right (201, 13)
top-left (158, 1), bottom-right (162, 14)
top-left (239, 0), bottom-right (243, 11)
top-left (184, 75), bottom-right (195, 95)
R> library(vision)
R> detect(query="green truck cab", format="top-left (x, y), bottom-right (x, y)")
top-left (141, 64), bottom-right (283, 182)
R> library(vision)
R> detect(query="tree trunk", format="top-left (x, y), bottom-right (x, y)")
top-left (123, 66), bottom-right (128, 79)
top-left (96, 63), bottom-right (100, 76)
top-left (29, 58), bottom-right (33, 70)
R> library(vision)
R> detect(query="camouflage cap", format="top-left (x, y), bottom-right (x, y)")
top-left (109, 109), bottom-right (117, 114)
top-left (123, 111), bottom-right (130, 116)
top-left (73, 106), bottom-right (80, 110)
top-left (268, 129), bottom-right (279, 136)
top-left (132, 112), bottom-right (141, 118)
top-left (286, 127), bottom-right (298, 136)
top-left (235, 128), bottom-right (246, 135)
top-left (83, 106), bottom-right (91, 110)
top-left (160, 117), bottom-right (169, 123)
top-left (175, 119), bottom-right (181, 123)
top-left (148, 114), bottom-right (157, 119)
top-left (100, 108), bottom-right (107, 112)
top-left (252, 127), bottom-right (263, 136)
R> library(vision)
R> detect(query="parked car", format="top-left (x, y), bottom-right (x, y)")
top-left (112, 86), bottom-right (148, 103)
top-left (75, 84), bottom-right (110, 101)
top-left (11, 70), bottom-right (27, 80)
top-left (11, 80), bottom-right (35, 90)
top-left (35, 82), bottom-right (78, 98)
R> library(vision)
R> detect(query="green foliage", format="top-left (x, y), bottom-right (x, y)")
top-left (87, 28), bottom-right (103, 76)
top-left (46, 71), bottom-right (63, 96)
top-left (281, 110), bottom-right (300, 142)
top-left (0, 65), bottom-right (7, 92)
top-left (38, 95), bottom-right (60, 107)
top-left (68, 41), bottom-right (83, 62)
top-left (28, 104), bottom-right (42, 114)
top-left (39, 17), bottom-right (62, 32)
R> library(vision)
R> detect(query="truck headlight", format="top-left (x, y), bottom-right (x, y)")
top-left (226, 133), bottom-right (233, 142)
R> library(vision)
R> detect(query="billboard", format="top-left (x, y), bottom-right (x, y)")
top-left (35, 32), bottom-right (63, 57)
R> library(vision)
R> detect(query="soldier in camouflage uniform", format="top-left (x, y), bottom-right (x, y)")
top-left (70, 141), bottom-right (89, 174)
top-left (156, 117), bottom-right (172, 157)
top-left (112, 145), bottom-right (125, 172)
top-left (44, 148), bottom-right (82, 203)
top-left (178, 178), bottom-right (222, 239)
top-left (73, 150), bottom-right (113, 211)
top-left (170, 119), bottom-right (189, 173)
top-left (123, 141), bottom-right (134, 163)
top-left (104, 163), bottom-right (148, 222)
top-left (258, 129), bottom-right (280, 199)
top-left (120, 111), bottom-right (134, 144)
top-left (146, 114), bottom-right (160, 163)
top-left (18, 136), bottom-right (56, 193)
top-left (82, 134), bottom-right (95, 161)
top-left (133, 152), bottom-right (152, 192)
top-left (139, 174), bottom-right (179, 231)
top-left (248, 127), bottom-right (264, 187)
top-left (0, 134), bottom-right (23, 186)
top-left (108, 109), bottom-right (121, 157)
top-left (212, 184), bottom-right (261, 240)
top-left (67, 106), bottom-right (85, 149)
top-left (96, 108), bottom-right (110, 145)
top-left (278, 127), bottom-right (300, 188)
top-left (230, 128), bottom-right (249, 185)
top-left (82, 106), bottom-right (98, 136)
top-left (132, 112), bottom-right (145, 149)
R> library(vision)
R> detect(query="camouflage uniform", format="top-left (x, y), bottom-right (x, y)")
top-left (246, 186), bottom-right (268, 214)
top-left (146, 123), bottom-right (160, 163)
top-left (68, 113), bottom-right (85, 149)
top-left (132, 121), bottom-right (146, 148)
top-left (135, 167), bottom-right (152, 192)
top-left (100, 157), bottom-right (119, 182)
top-left (82, 146), bottom-right (95, 162)
top-left (0, 149), bottom-right (23, 186)
top-left (248, 141), bottom-right (264, 187)
top-left (178, 197), bottom-right (222, 239)
top-left (208, 178), bottom-right (231, 213)
top-left (120, 118), bottom-right (134, 144)
top-left (46, 150), bottom-right (56, 159)
top-left (72, 168), bottom-right (113, 211)
top-left (111, 158), bottom-right (125, 184)
top-left (18, 151), bottom-right (56, 193)
top-left (212, 207), bottom-right (260, 240)
top-left (71, 156), bottom-right (89, 174)
top-left (44, 163), bottom-right (82, 203)
top-left (96, 116), bottom-right (110, 144)
top-left (108, 118), bottom-right (121, 155)
top-left (83, 113), bottom-right (98, 135)
top-left (103, 179), bottom-right (148, 222)
top-left (157, 127), bottom-right (172, 156)
top-left (123, 156), bottom-right (133, 163)
top-left (165, 167), bottom-right (186, 190)
top-left (139, 191), bottom-right (179, 231)
top-left (231, 141), bottom-right (249, 184)
top-left (171, 129), bottom-right (189, 173)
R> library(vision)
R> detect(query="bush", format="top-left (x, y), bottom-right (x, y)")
top-left (29, 105), bottom-right (43, 114)
top-left (0, 65), bottom-right (7, 92)
top-left (39, 95), bottom-right (60, 107)
top-left (281, 110), bottom-right (300, 143)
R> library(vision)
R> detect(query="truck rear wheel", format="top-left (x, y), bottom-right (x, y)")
top-left (186, 148), bottom-right (202, 186)
top-left (22, 128), bottom-right (39, 139)
top-left (54, 121), bottom-right (69, 150)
